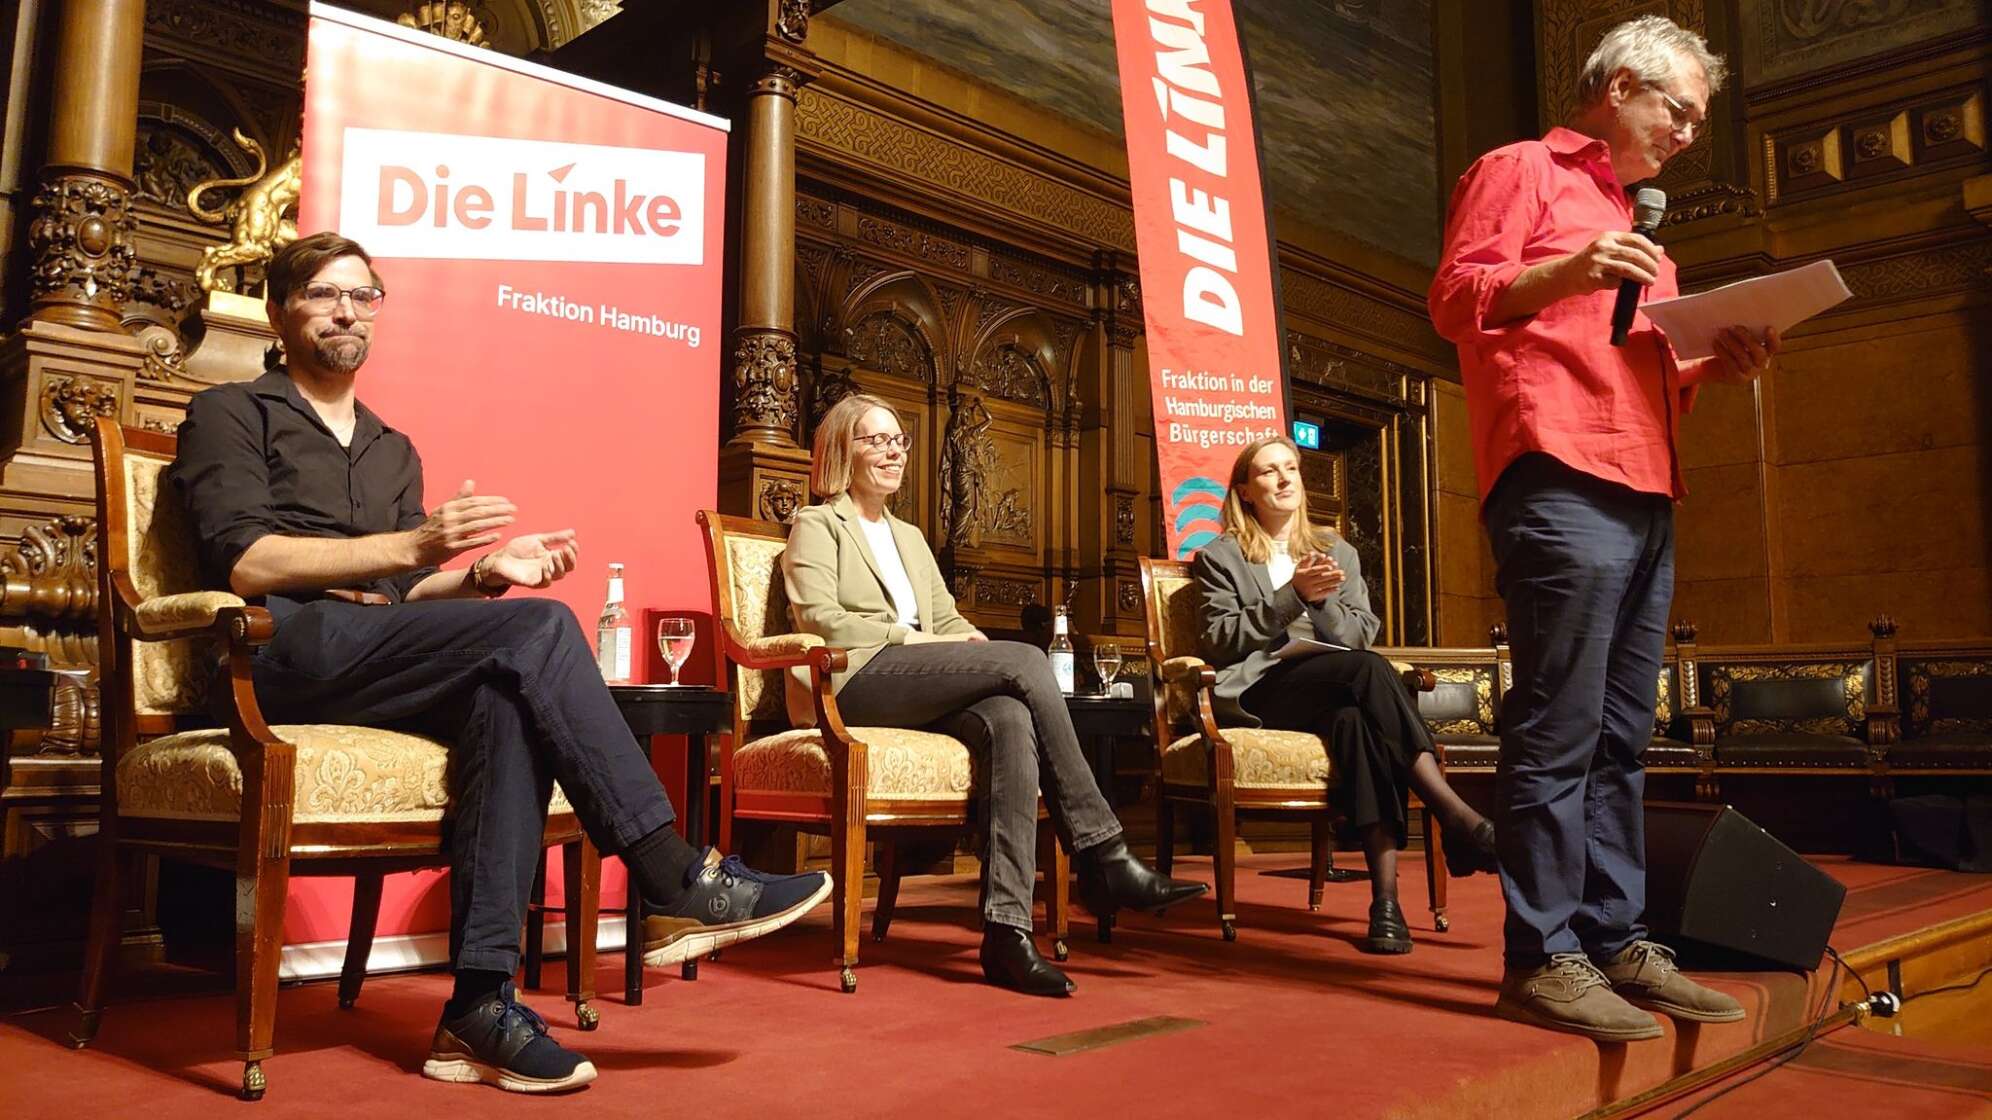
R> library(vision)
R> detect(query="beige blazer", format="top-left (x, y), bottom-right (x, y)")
top-left (779, 493), bottom-right (978, 727)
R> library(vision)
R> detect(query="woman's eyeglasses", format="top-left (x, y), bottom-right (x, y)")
top-left (853, 433), bottom-right (913, 451)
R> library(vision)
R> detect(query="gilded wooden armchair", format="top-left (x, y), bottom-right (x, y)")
top-left (698, 510), bottom-right (1068, 993)
top-left (1138, 557), bottom-right (1449, 939)
top-left (71, 418), bottom-right (601, 1101)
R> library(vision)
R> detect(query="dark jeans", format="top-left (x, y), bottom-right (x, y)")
top-left (250, 597), bottom-right (676, 975)
top-left (1241, 649), bottom-right (1436, 847)
top-left (1484, 453), bottom-right (1674, 968)
top-left (834, 641), bottom-right (1122, 931)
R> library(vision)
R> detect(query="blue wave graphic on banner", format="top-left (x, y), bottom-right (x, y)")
top-left (1169, 476), bottom-right (1226, 559)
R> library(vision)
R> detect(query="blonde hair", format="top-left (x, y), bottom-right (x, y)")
top-left (810, 392), bottom-right (900, 498)
top-left (1577, 15), bottom-right (1727, 106)
top-left (1222, 436), bottom-right (1337, 565)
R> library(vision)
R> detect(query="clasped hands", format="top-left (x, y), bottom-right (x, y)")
top-left (1292, 552), bottom-right (1345, 608)
top-left (1568, 231), bottom-right (1780, 383)
top-left (412, 480), bottom-right (578, 591)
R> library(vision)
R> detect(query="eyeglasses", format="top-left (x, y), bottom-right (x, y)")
top-left (1650, 87), bottom-right (1705, 140)
top-left (853, 432), bottom-right (913, 451)
top-left (296, 282), bottom-right (387, 317)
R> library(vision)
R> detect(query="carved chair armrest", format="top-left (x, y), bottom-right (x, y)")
top-left (1160, 656), bottom-right (1214, 686)
top-left (1679, 705), bottom-right (1717, 749)
top-left (1368, 646), bottom-right (1440, 692)
top-left (129, 591), bottom-right (250, 642)
top-left (733, 631), bottom-right (828, 670)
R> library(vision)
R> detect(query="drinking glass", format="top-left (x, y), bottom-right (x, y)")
top-left (1091, 642), bottom-right (1123, 696)
top-left (658, 617), bottom-right (696, 686)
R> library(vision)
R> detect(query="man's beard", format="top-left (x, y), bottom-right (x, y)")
top-left (314, 332), bottom-right (369, 373)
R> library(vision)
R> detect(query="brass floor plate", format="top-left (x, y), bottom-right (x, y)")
top-left (1010, 1015), bottom-right (1206, 1057)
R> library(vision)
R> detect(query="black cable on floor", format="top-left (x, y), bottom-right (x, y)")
top-left (1668, 951), bottom-right (1847, 1119)
top-left (1903, 963), bottom-right (1992, 1004)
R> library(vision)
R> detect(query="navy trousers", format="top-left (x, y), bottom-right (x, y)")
top-left (248, 597), bottom-right (676, 975)
top-left (1484, 454), bottom-right (1675, 968)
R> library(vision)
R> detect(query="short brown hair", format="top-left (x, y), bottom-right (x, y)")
top-left (810, 392), bottom-right (900, 498)
top-left (265, 231), bottom-right (382, 307)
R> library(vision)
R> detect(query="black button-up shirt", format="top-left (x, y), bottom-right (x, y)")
top-left (170, 369), bottom-right (437, 610)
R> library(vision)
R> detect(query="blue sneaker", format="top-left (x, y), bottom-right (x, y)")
top-left (642, 848), bottom-right (832, 966)
top-left (422, 981), bottom-right (596, 1093)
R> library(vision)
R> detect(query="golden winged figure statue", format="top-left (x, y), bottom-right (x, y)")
top-left (186, 129), bottom-right (300, 294)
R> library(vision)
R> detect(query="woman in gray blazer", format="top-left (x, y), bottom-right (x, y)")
top-left (1191, 436), bottom-right (1496, 954)
top-left (783, 393), bottom-right (1204, 998)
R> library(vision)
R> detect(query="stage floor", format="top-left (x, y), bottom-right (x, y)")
top-left (3, 853), bottom-right (1989, 1119)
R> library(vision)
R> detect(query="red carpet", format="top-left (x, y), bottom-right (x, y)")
top-left (2, 853), bottom-right (1988, 1119)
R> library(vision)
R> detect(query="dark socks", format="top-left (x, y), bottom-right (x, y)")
top-left (624, 824), bottom-right (702, 910)
top-left (444, 968), bottom-right (508, 1020)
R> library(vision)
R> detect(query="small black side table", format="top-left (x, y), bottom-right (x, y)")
top-left (606, 684), bottom-right (731, 1001)
top-left (523, 685), bottom-right (733, 1003)
top-left (1064, 693), bottom-right (1151, 807)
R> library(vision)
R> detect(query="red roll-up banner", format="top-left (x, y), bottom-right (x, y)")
top-left (300, 4), bottom-right (725, 640)
top-left (1111, 0), bottom-right (1287, 558)
top-left (278, 5), bottom-right (725, 954)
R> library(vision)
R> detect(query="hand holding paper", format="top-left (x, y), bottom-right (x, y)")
top-left (1639, 259), bottom-right (1850, 360)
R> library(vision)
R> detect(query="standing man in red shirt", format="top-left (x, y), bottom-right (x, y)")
top-left (1429, 16), bottom-right (1777, 1041)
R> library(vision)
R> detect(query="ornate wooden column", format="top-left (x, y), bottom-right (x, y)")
top-left (717, 16), bottom-right (817, 521)
top-left (1089, 256), bottom-right (1147, 637)
top-left (27, 0), bottom-right (144, 330)
top-left (1, 0), bottom-right (146, 542)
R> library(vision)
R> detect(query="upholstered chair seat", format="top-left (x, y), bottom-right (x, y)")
top-left (1160, 729), bottom-right (1336, 791)
top-left (733, 727), bottom-right (973, 801)
top-left (117, 727), bottom-right (576, 823)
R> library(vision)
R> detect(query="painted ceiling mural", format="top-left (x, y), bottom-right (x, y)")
top-left (827, 0), bottom-right (1441, 264)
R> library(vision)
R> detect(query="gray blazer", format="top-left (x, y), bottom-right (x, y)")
top-left (1189, 532), bottom-right (1381, 727)
top-left (780, 493), bottom-right (978, 728)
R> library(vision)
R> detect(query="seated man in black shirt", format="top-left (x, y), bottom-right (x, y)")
top-left (171, 231), bottom-right (830, 1094)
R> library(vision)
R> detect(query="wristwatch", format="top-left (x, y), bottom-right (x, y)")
top-left (466, 554), bottom-right (510, 598)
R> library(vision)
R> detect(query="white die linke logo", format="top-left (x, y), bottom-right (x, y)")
top-left (337, 127), bottom-right (706, 266)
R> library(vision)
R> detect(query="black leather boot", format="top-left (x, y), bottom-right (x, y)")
top-left (1076, 836), bottom-right (1209, 921)
top-left (979, 924), bottom-right (1075, 997)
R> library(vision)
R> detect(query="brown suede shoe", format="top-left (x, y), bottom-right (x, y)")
top-left (1495, 953), bottom-right (1665, 1042)
top-left (1597, 940), bottom-right (1746, 1023)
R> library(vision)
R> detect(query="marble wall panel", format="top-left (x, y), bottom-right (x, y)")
top-left (1672, 576), bottom-right (1775, 645)
top-left (1677, 462), bottom-right (1770, 583)
top-left (1776, 445), bottom-right (1986, 580)
top-left (1772, 325), bottom-right (1983, 465)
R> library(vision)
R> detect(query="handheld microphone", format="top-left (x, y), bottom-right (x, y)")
top-left (1609, 187), bottom-right (1668, 346)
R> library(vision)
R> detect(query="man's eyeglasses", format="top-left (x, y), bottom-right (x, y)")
top-left (853, 432), bottom-right (913, 452)
top-left (296, 282), bottom-right (387, 317)
top-left (1651, 87), bottom-right (1705, 140)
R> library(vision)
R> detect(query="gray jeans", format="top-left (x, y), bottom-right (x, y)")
top-left (834, 640), bottom-right (1122, 930)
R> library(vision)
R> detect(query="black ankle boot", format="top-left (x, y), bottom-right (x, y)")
top-left (979, 924), bottom-right (1074, 997)
top-left (1443, 819), bottom-right (1500, 878)
top-left (1076, 837), bottom-right (1208, 920)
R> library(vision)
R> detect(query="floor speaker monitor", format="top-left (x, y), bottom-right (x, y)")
top-left (1644, 802), bottom-right (1846, 972)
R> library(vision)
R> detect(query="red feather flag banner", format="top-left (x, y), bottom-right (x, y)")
top-left (1110, 0), bottom-right (1289, 558)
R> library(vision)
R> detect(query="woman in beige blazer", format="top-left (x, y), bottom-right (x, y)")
top-left (783, 394), bottom-right (1204, 998)
top-left (1192, 436), bottom-right (1496, 954)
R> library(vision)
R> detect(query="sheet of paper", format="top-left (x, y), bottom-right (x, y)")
top-left (1273, 636), bottom-right (1351, 660)
top-left (1639, 259), bottom-right (1851, 360)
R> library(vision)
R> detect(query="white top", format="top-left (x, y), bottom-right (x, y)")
top-left (857, 515), bottom-right (920, 629)
top-left (1264, 539), bottom-right (1315, 645)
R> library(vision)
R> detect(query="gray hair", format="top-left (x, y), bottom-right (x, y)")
top-left (1576, 15), bottom-right (1727, 106)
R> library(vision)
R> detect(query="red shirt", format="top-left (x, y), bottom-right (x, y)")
top-left (1429, 127), bottom-right (1703, 504)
